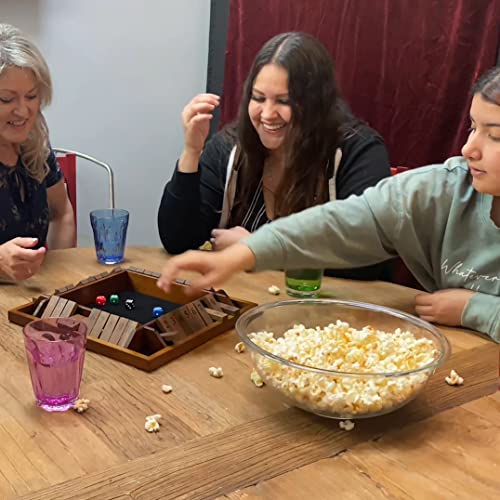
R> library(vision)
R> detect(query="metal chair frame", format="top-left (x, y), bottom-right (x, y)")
top-left (53, 148), bottom-right (115, 209)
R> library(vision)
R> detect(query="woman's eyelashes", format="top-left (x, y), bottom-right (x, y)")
top-left (467, 125), bottom-right (500, 142)
top-left (0, 94), bottom-right (38, 104)
top-left (250, 95), bottom-right (264, 103)
top-left (250, 95), bottom-right (290, 105)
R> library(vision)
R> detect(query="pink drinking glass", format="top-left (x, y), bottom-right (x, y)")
top-left (22, 318), bottom-right (87, 412)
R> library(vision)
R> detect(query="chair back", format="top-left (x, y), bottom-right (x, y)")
top-left (56, 153), bottom-right (77, 226)
top-left (54, 149), bottom-right (116, 245)
top-left (53, 148), bottom-right (115, 208)
top-left (390, 166), bottom-right (409, 176)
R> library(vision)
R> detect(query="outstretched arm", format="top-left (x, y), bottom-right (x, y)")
top-left (158, 175), bottom-right (404, 293)
top-left (245, 185), bottom-right (400, 273)
top-left (157, 243), bottom-right (256, 294)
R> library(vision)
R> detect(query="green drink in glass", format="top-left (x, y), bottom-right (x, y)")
top-left (285, 268), bottom-right (323, 297)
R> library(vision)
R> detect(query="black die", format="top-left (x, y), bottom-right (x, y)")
top-left (124, 298), bottom-right (136, 310)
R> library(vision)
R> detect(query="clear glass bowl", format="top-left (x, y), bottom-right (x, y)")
top-left (236, 299), bottom-right (451, 419)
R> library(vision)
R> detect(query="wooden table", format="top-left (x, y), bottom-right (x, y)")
top-left (0, 247), bottom-right (498, 500)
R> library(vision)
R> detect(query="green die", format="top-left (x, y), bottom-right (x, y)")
top-left (109, 294), bottom-right (120, 304)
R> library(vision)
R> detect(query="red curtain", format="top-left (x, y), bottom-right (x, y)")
top-left (221, 0), bottom-right (499, 168)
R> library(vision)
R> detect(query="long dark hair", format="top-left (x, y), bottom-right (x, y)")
top-left (473, 66), bottom-right (500, 105)
top-left (228, 32), bottom-right (361, 225)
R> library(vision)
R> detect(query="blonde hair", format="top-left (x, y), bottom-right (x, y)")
top-left (0, 23), bottom-right (52, 182)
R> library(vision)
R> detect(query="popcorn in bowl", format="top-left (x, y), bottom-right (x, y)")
top-left (236, 299), bottom-right (450, 419)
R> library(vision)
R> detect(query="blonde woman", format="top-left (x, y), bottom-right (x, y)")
top-left (0, 24), bottom-right (75, 281)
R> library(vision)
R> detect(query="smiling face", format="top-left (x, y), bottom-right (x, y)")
top-left (0, 66), bottom-right (40, 148)
top-left (247, 64), bottom-right (292, 153)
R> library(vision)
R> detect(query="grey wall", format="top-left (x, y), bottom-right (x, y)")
top-left (2, 0), bottom-right (210, 246)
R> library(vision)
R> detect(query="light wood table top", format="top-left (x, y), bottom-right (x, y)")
top-left (0, 247), bottom-right (497, 500)
top-left (225, 392), bottom-right (500, 500)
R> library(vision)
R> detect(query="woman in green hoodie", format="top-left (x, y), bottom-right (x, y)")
top-left (157, 67), bottom-right (500, 343)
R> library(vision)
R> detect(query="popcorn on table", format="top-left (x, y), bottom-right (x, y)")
top-left (339, 419), bottom-right (355, 431)
top-left (161, 384), bottom-right (173, 394)
top-left (145, 419), bottom-right (160, 433)
top-left (234, 342), bottom-right (246, 353)
top-left (73, 398), bottom-right (90, 413)
top-left (145, 414), bottom-right (162, 433)
top-left (208, 366), bottom-right (224, 378)
top-left (248, 321), bottom-right (438, 416)
top-left (250, 369), bottom-right (265, 388)
top-left (268, 285), bottom-right (281, 295)
top-left (445, 369), bottom-right (464, 386)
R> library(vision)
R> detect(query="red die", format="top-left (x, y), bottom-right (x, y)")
top-left (96, 295), bottom-right (106, 306)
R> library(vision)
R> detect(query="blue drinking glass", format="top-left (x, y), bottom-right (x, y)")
top-left (89, 209), bottom-right (129, 264)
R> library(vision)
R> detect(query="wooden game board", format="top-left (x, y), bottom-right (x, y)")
top-left (8, 267), bottom-right (257, 371)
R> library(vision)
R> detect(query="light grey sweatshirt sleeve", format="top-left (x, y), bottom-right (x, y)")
top-left (462, 293), bottom-right (500, 342)
top-left (243, 176), bottom-right (402, 272)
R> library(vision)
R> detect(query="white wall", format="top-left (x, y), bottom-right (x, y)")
top-left (2, 0), bottom-right (210, 246)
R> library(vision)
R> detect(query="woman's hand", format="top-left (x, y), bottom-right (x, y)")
top-left (415, 289), bottom-right (475, 326)
top-left (157, 243), bottom-right (256, 294)
top-left (210, 226), bottom-right (250, 251)
top-left (178, 93), bottom-right (220, 172)
top-left (0, 237), bottom-right (46, 281)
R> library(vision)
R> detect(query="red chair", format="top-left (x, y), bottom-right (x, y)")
top-left (54, 148), bottom-right (116, 238)
top-left (390, 166), bottom-right (409, 176)
top-left (56, 153), bottom-right (77, 227)
top-left (390, 166), bottom-right (423, 290)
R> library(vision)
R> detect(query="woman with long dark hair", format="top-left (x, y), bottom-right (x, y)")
top-left (158, 32), bottom-right (390, 280)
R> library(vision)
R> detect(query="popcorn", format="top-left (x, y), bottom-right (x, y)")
top-left (250, 369), bottom-right (265, 388)
top-left (234, 342), bottom-right (246, 353)
top-left (145, 419), bottom-right (160, 433)
top-left (73, 398), bottom-right (90, 413)
top-left (445, 369), bottom-right (464, 386)
top-left (161, 384), bottom-right (173, 394)
top-left (145, 414), bottom-right (162, 433)
top-left (208, 366), bottom-right (224, 378)
top-left (248, 321), bottom-right (438, 417)
top-left (339, 419), bottom-right (355, 431)
top-left (199, 240), bottom-right (213, 251)
top-left (268, 285), bottom-right (281, 295)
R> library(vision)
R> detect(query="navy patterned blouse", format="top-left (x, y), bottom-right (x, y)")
top-left (0, 149), bottom-right (62, 248)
